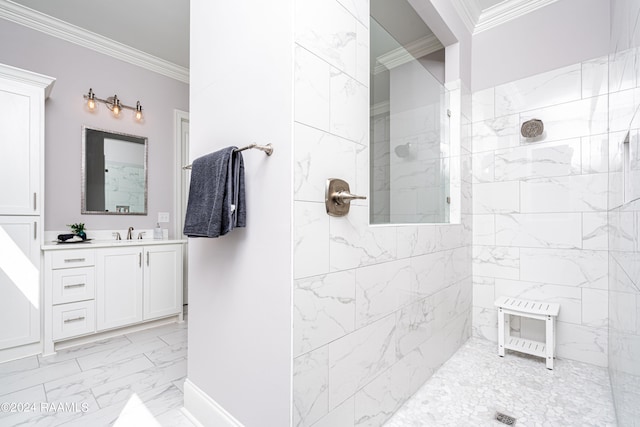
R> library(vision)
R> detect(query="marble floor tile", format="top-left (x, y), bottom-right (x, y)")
top-left (124, 321), bottom-right (187, 343)
top-left (0, 320), bottom-right (194, 427)
top-left (38, 335), bottom-right (132, 366)
top-left (156, 408), bottom-right (198, 427)
top-left (44, 354), bottom-right (154, 400)
top-left (157, 329), bottom-right (188, 346)
top-left (144, 342), bottom-right (188, 367)
top-left (75, 337), bottom-right (167, 371)
top-left (0, 359), bottom-right (81, 396)
top-left (0, 356), bottom-right (38, 376)
top-left (172, 377), bottom-right (186, 393)
top-left (385, 337), bottom-right (616, 427)
top-left (92, 358), bottom-right (187, 408)
top-left (0, 389), bottom-right (98, 427)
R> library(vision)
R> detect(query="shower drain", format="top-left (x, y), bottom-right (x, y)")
top-left (495, 411), bottom-right (517, 425)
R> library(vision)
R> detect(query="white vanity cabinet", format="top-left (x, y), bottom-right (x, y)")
top-left (48, 249), bottom-right (96, 341)
top-left (142, 245), bottom-right (183, 321)
top-left (42, 241), bottom-right (184, 355)
top-left (0, 64), bottom-right (54, 361)
top-left (96, 244), bottom-right (183, 331)
top-left (0, 217), bottom-right (40, 350)
top-left (96, 246), bottom-right (144, 331)
top-left (0, 65), bottom-right (53, 216)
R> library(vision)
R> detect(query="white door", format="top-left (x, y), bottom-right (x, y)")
top-left (0, 217), bottom-right (40, 349)
top-left (96, 247), bottom-right (143, 331)
top-left (143, 245), bottom-right (182, 320)
top-left (0, 80), bottom-right (41, 215)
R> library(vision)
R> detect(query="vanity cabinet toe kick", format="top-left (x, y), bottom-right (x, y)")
top-left (42, 241), bottom-right (184, 356)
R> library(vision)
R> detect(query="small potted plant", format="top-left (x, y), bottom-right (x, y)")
top-left (68, 223), bottom-right (87, 240)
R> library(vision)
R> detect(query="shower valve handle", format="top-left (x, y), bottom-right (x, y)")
top-left (325, 178), bottom-right (366, 217)
top-left (332, 190), bottom-right (366, 205)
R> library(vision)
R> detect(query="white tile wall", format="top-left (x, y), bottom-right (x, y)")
top-left (294, 201), bottom-right (329, 279)
top-left (495, 64), bottom-right (582, 117)
top-left (520, 174), bottom-right (608, 213)
top-left (494, 138), bottom-right (581, 181)
top-left (472, 181), bottom-right (520, 214)
top-left (519, 248), bottom-right (608, 289)
top-left (355, 259), bottom-right (412, 327)
top-left (293, 347), bottom-right (329, 426)
top-left (294, 270), bottom-right (356, 356)
top-left (294, 46), bottom-right (331, 131)
top-left (472, 246), bottom-right (519, 280)
top-left (292, 1), bottom-right (472, 425)
top-left (471, 56), bottom-right (613, 367)
top-left (328, 315), bottom-right (397, 408)
top-left (495, 213), bottom-right (582, 249)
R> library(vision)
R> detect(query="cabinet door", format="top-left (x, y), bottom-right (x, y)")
top-left (0, 217), bottom-right (40, 349)
top-left (96, 247), bottom-right (143, 331)
top-left (0, 80), bottom-right (41, 215)
top-left (143, 245), bottom-right (182, 320)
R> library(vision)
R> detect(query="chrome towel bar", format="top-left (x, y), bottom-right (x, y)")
top-left (183, 143), bottom-right (273, 170)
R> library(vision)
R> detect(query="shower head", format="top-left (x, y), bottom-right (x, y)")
top-left (394, 143), bottom-right (412, 158)
top-left (521, 119), bottom-right (544, 138)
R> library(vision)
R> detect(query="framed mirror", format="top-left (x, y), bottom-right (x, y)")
top-left (82, 126), bottom-right (148, 215)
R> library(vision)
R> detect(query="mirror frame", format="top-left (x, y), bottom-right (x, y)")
top-left (81, 126), bottom-right (148, 215)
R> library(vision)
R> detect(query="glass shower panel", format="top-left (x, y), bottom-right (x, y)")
top-left (370, 16), bottom-right (449, 225)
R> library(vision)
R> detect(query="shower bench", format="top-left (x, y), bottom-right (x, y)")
top-left (494, 296), bottom-right (560, 370)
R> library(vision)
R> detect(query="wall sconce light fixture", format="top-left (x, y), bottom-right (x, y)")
top-left (84, 88), bottom-right (143, 122)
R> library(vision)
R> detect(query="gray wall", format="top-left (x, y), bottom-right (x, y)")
top-left (471, 0), bottom-right (610, 91)
top-left (0, 19), bottom-right (189, 236)
top-left (186, 0), bottom-right (294, 425)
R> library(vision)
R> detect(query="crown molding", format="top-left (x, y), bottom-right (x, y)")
top-left (475, 0), bottom-right (559, 34)
top-left (0, 62), bottom-right (56, 97)
top-left (450, 0), bottom-right (480, 35)
top-left (374, 34), bottom-right (444, 75)
top-left (0, 0), bottom-right (189, 84)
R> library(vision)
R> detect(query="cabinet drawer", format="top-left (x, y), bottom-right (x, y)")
top-left (52, 301), bottom-right (95, 341)
top-left (52, 267), bottom-right (95, 305)
top-left (51, 250), bottom-right (95, 269)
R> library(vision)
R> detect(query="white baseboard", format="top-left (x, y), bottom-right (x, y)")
top-left (183, 379), bottom-right (245, 427)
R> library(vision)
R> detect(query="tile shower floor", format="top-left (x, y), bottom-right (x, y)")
top-left (0, 320), bottom-right (194, 426)
top-left (385, 338), bottom-right (617, 427)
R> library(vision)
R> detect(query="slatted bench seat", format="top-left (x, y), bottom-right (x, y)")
top-left (494, 296), bottom-right (560, 370)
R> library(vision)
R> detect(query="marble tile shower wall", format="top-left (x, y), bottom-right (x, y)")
top-left (471, 57), bottom-right (611, 367)
top-left (608, 0), bottom-right (640, 422)
top-left (291, 1), bottom-right (472, 426)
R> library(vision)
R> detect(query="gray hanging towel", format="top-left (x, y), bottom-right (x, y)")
top-left (183, 147), bottom-right (246, 237)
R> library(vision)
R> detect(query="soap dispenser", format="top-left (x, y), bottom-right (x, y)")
top-left (153, 222), bottom-right (162, 240)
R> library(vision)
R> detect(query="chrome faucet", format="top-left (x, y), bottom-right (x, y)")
top-left (113, 232), bottom-right (121, 240)
top-left (127, 227), bottom-right (134, 240)
top-left (137, 231), bottom-right (146, 240)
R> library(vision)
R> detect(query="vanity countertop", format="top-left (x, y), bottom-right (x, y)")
top-left (42, 239), bottom-right (187, 251)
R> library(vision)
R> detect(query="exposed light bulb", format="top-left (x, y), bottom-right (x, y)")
top-left (135, 101), bottom-right (143, 121)
top-left (112, 95), bottom-right (121, 117)
top-left (86, 88), bottom-right (96, 111)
